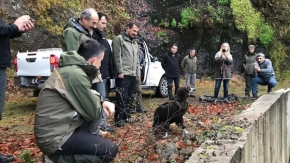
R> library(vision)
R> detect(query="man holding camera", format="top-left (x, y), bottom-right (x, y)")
top-left (251, 53), bottom-right (277, 101)
top-left (0, 15), bottom-right (35, 163)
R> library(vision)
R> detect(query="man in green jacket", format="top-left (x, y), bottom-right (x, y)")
top-left (181, 49), bottom-right (197, 97)
top-left (112, 22), bottom-right (140, 127)
top-left (62, 8), bottom-right (99, 51)
top-left (34, 39), bottom-right (118, 163)
top-left (241, 45), bottom-right (257, 99)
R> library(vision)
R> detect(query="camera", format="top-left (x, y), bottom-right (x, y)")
top-left (222, 49), bottom-right (226, 52)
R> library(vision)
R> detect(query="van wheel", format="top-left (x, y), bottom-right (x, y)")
top-left (155, 77), bottom-right (168, 97)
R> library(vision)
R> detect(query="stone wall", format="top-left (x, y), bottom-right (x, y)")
top-left (186, 89), bottom-right (290, 163)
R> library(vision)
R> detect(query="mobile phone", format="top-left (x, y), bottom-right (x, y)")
top-left (29, 18), bottom-right (35, 23)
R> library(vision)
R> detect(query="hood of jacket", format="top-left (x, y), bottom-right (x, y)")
top-left (59, 51), bottom-right (98, 82)
top-left (122, 30), bottom-right (138, 42)
top-left (63, 18), bottom-right (90, 35)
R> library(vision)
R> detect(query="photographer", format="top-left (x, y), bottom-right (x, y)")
top-left (213, 43), bottom-right (233, 104)
top-left (251, 53), bottom-right (276, 101)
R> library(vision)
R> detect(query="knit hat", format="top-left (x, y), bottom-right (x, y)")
top-left (248, 45), bottom-right (255, 49)
top-left (256, 53), bottom-right (265, 58)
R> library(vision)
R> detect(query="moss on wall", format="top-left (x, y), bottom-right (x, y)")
top-left (24, 0), bottom-right (129, 37)
top-left (230, 0), bottom-right (274, 48)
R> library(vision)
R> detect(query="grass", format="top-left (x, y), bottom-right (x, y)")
top-left (0, 75), bottom-right (289, 162)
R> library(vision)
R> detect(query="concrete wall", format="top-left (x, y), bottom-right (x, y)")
top-left (186, 89), bottom-right (290, 163)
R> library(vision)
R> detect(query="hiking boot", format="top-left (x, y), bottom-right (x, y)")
top-left (129, 108), bottom-right (136, 114)
top-left (213, 99), bottom-right (218, 105)
top-left (0, 154), bottom-right (15, 163)
top-left (224, 99), bottom-right (231, 104)
top-left (116, 120), bottom-right (126, 127)
top-left (190, 94), bottom-right (196, 97)
top-left (267, 88), bottom-right (273, 93)
top-left (252, 96), bottom-right (257, 102)
top-left (244, 93), bottom-right (250, 99)
top-left (104, 126), bottom-right (115, 133)
top-left (136, 105), bottom-right (147, 113)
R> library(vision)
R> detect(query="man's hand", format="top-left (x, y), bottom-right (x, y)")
top-left (118, 73), bottom-right (124, 78)
top-left (14, 15), bottom-right (34, 32)
top-left (102, 101), bottom-right (115, 117)
top-left (136, 76), bottom-right (140, 80)
top-left (254, 67), bottom-right (261, 72)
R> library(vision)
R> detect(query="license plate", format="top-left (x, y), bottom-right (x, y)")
top-left (30, 78), bottom-right (38, 84)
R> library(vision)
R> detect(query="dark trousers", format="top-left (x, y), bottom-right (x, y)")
top-left (166, 77), bottom-right (180, 100)
top-left (115, 76), bottom-right (136, 122)
top-left (245, 74), bottom-right (253, 95)
top-left (50, 121), bottom-right (118, 163)
top-left (214, 79), bottom-right (230, 99)
top-left (0, 68), bottom-right (7, 120)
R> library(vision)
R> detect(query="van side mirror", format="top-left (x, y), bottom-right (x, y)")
top-left (153, 57), bottom-right (158, 62)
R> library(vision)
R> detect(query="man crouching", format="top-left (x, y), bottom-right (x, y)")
top-left (34, 39), bottom-right (118, 163)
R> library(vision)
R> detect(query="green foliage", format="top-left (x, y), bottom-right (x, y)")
top-left (230, 0), bottom-right (274, 47)
top-left (178, 6), bottom-right (201, 28)
top-left (206, 3), bottom-right (225, 25)
top-left (171, 19), bottom-right (177, 28)
top-left (268, 40), bottom-right (289, 80)
top-left (120, 11), bottom-right (130, 20)
top-left (153, 19), bottom-right (158, 24)
top-left (158, 19), bottom-right (170, 28)
top-left (22, 151), bottom-right (33, 163)
top-left (157, 31), bottom-right (166, 38)
top-left (24, 0), bottom-right (129, 36)
top-left (217, 0), bottom-right (229, 5)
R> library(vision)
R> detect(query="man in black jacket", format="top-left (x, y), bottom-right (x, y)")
top-left (0, 15), bottom-right (34, 163)
top-left (92, 12), bottom-right (116, 132)
top-left (161, 44), bottom-right (181, 100)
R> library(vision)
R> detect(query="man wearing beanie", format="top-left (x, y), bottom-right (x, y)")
top-left (252, 53), bottom-right (277, 101)
top-left (241, 45), bottom-right (257, 98)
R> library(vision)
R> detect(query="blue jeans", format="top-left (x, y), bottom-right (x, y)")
top-left (252, 76), bottom-right (277, 97)
top-left (92, 79), bottom-right (108, 130)
top-left (0, 68), bottom-right (7, 120)
top-left (214, 79), bottom-right (230, 99)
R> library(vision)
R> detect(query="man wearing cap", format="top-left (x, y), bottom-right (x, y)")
top-left (241, 45), bottom-right (257, 99)
top-left (252, 53), bottom-right (277, 101)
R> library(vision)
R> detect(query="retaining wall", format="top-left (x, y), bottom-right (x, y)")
top-left (186, 89), bottom-right (290, 163)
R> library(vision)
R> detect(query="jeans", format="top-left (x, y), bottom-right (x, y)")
top-left (92, 79), bottom-right (108, 130)
top-left (166, 77), bottom-right (180, 100)
top-left (50, 121), bottom-right (118, 163)
top-left (252, 76), bottom-right (277, 97)
top-left (115, 76), bottom-right (136, 122)
top-left (244, 74), bottom-right (253, 95)
top-left (0, 68), bottom-right (7, 120)
top-left (214, 79), bottom-right (230, 99)
top-left (185, 73), bottom-right (196, 94)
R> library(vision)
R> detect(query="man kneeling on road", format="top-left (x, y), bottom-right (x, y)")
top-left (34, 39), bottom-right (118, 163)
top-left (252, 53), bottom-right (277, 101)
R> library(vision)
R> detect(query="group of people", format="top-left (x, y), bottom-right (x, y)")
top-left (213, 43), bottom-right (277, 103)
top-left (0, 7), bottom-right (278, 163)
top-left (161, 42), bottom-right (277, 104)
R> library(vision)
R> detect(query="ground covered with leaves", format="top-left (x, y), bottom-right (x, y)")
top-left (0, 76), bottom-right (287, 162)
